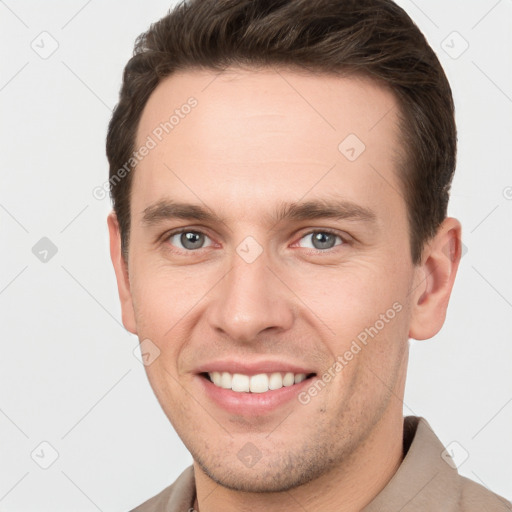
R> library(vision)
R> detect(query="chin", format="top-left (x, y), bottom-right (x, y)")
top-left (193, 448), bottom-right (334, 493)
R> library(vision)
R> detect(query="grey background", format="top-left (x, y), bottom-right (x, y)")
top-left (0, 0), bottom-right (511, 510)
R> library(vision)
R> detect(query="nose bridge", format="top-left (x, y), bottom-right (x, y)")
top-left (207, 248), bottom-right (294, 341)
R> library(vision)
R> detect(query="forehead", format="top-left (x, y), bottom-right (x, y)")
top-left (132, 67), bottom-right (404, 222)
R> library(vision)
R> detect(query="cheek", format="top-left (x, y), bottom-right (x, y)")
top-left (129, 260), bottom-right (206, 334)
top-left (290, 260), bottom-right (407, 335)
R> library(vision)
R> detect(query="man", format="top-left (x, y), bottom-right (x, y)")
top-left (106, 0), bottom-right (511, 510)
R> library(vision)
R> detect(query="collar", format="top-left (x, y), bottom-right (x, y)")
top-left (362, 416), bottom-right (462, 511)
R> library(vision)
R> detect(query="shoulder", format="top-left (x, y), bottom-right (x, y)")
top-left (457, 474), bottom-right (512, 512)
top-left (364, 417), bottom-right (511, 512)
top-left (130, 466), bottom-right (196, 512)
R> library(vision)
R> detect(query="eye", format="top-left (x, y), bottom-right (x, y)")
top-left (167, 230), bottom-right (213, 251)
top-left (297, 231), bottom-right (344, 250)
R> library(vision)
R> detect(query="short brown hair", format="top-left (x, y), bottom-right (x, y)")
top-left (106, 0), bottom-right (456, 264)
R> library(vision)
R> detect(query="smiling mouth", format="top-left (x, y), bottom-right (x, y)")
top-left (200, 371), bottom-right (317, 393)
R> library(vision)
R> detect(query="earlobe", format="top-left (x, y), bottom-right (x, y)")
top-left (408, 217), bottom-right (462, 340)
top-left (107, 212), bottom-right (137, 334)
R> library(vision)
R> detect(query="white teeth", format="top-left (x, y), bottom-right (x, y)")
top-left (282, 373), bottom-right (295, 386)
top-left (207, 371), bottom-right (309, 393)
top-left (211, 371), bottom-right (221, 386)
top-left (220, 372), bottom-right (231, 389)
top-left (268, 372), bottom-right (283, 390)
top-left (294, 373), bottom-right (307, 384)
top-left (232, 373), bottom-right (250, 392)
top-left (249, 373), bottom-right (268, 393)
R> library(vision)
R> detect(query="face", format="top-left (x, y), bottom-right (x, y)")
top-left (109, 68), bottom-right (452, 493)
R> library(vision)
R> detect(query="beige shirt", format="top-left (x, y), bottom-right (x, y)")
top-left (131, 416), bottom-right (511, 511)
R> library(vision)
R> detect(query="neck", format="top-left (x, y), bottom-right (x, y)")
top-left (192, 409), bottom-right (405, 512)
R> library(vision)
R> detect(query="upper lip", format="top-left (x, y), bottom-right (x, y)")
top-left (194, 359), bottom-right (317, 376)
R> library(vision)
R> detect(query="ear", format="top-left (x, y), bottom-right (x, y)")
top-left (409, 217), bottom-right (462, 340)
top-left (107, 211), bottom-right (137, 334)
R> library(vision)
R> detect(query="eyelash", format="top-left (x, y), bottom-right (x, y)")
top-left (162, 228), bottom-right (347, 254)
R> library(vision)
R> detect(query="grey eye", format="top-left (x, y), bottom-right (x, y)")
top-left (168, 231), bottom-right (212, 250)
top-left (299, 232), bottom-right (342, 250)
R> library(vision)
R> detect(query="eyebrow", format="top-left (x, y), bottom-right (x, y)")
top-left (141, 198), bottom-right (376, 227)
top-left (142, 200), bottom-right (225, 225)
top-left (273, 199), bottom-right (376, 225)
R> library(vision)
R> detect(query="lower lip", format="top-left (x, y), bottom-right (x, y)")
top-left (197, 374), bottom-right (315, 416)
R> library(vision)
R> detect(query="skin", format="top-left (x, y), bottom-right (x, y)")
top-left (108, 68), bottom-right (462, 511)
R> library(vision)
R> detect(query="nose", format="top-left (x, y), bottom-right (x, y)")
top-left (206, 251), bottom-right (295, 343)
